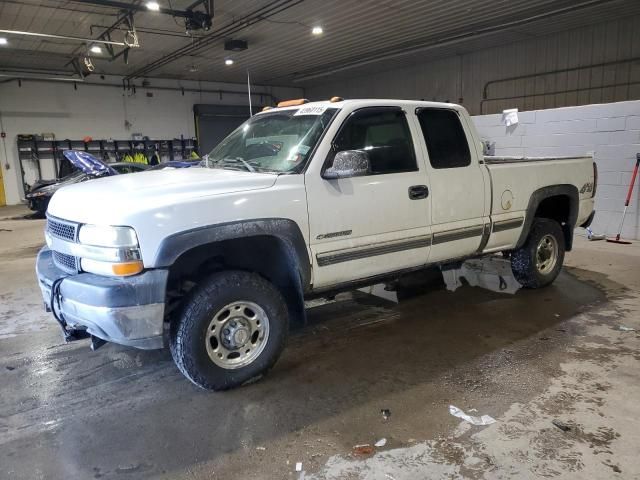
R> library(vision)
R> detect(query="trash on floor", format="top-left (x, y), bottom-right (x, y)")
top-left (256, 446), bottom-right (266, 451)
top-left (352, 444), bottom-right (375, 456)
top-left (618, 325), bottom-right (636, 332)
top-left (374, 438), bottom-right (387, 447)
top-left (441, 256), bottom-right (521, 294)
top-left (295, 462), bottom-right (303, 472)
top-left (586, 227), bottom-right (606, 241)
top-left (381, 408), bottom-right (391, 420)
top-left (551, 419), bottom-right (571, 432)
top-left (449, 405), bottom-right (496, 426)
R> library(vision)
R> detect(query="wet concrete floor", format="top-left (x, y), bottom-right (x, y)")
top-left (1, 207), bottom-right (639, 479)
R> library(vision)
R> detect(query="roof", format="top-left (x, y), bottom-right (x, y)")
top-left (257, 98), bottom-right (464, 114)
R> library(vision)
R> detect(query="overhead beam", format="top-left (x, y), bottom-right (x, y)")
top-left (73, 0), bottom-right (208, 19)
top-left (0, 29), bottom-right (127, 46)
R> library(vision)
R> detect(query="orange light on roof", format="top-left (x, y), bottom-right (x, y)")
top-left (330, 96), bottom-right (344, 102)
top-left (262, 106), bottom-right (273, 111)
top-left (111, 261), bottom-right (143, 276)
top-left (277, 98), bottom-right (309, 107)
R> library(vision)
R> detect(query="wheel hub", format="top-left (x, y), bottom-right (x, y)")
top-left (205, 301), bottom-right (270, 369)
top-left (221, 319), bottom-right (251, 349)
top-left (536, 234), bottom-right (558, 274)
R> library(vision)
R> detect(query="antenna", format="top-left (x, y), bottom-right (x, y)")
top-left (247, 69), bottom-right (252, 117)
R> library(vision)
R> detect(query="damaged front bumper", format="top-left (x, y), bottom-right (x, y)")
top-left (36, 247), bottom-right (168, 350)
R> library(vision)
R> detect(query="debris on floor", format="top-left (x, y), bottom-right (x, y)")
top-left (374, 438), bottom-right (387, 447)
top-left (449, 405), bottom-right (496, 426)
top-left (352, 444), bottom-right (375, 456)
top-left (441, 256), bottom-right (521, 294)
top-left (618, 325), bottom-right (636, 332)
top-left (381, 408), bottom-right (391, 420)
top-left (551, 419), bottom-right (572, 432)
top-left (295, 462), bottom-right (303, 472)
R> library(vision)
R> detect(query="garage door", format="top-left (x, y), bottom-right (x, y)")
top-left (194, 104), bottom-right (260, 155)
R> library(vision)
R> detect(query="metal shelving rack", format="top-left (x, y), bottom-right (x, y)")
top-left (16, 136), bottom-right (198, 191)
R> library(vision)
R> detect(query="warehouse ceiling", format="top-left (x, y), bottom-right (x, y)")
top-left (1, 0), bottom-right (640, 87)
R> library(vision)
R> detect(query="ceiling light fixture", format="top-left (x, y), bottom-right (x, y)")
top-left (311, 26), bottom-right (323, 35)
top-left (90, 44), bottom-right (103, 54)
top-left (146, 1), bottom-right (160, 11)
top-left (0, 37), bottom-right (7, 45)
top-left (225, 58), bottom-right (234, 66)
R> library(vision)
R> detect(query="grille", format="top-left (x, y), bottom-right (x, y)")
top-left (53, 251), bottom-right (78, 273)
top-left (47, 217), bottom-right (77, 241)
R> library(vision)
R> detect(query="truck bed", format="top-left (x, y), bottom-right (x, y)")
top-left (481, 154), bottom-right (595, 253)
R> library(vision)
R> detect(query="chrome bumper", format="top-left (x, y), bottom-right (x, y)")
top-left (36, 247), bottom-right (168, 350)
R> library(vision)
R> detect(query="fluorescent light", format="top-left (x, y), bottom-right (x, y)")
top-left (225, 58), bottom-right (234, 66)
top-left (0, 38), bottom-right (7, 45)
top-left (311, 26), bottom-right (323, 35)
top-left (146, 1), bottom-right (160, 11)
top-left (90, 45), bottom-right (102, 54)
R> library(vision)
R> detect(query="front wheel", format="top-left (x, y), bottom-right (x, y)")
top-left (170, 270), bottom-right (289, 390)
top-left (510, 218), bottom-right (565, 289)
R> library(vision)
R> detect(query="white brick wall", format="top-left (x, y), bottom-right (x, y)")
top-left (472, 100), bottom-right (640, 240)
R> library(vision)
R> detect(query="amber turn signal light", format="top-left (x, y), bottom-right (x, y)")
top-left (111, 261), bottom-right (144, 276)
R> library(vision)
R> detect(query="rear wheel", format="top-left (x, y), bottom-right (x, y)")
top-left (511, 218), bottom-right (565, 288)
top-left (170, 270), bottom-right (289, 390)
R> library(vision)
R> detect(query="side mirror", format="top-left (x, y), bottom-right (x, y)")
top-left (322, 150), bottom-right (371, 179)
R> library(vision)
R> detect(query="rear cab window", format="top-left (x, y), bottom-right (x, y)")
top-left (416, 108), bottom-right (471, 169)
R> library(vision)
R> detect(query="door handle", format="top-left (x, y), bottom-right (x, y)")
top-left (408, 185), bottom-right (429, 200)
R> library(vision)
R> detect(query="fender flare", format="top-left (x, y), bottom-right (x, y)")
top-left (153, 218), bottom-right (312, 290)
top-left (516, 184), bottom-right (579, 251)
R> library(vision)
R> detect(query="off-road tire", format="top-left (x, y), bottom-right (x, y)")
top-left (170, 270), bottom-right (289, 390)
top-left (511, 218), bottom-right (565, 289)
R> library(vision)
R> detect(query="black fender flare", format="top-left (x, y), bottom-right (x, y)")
top-left (154, 218), bottom-right (312, 290)
top-left (516, 184), bottom-right (579, 251)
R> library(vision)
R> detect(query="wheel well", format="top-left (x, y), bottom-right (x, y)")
top-left (533, 194), bottom-right (573, 250)
top-left (166, 235), bottom-right (306, 328)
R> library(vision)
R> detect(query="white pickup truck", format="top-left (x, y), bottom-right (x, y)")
top-left (36, 99), bottom-right (596, 390)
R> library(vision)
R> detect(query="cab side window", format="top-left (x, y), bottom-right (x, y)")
top-left (332, 107), bottom-right (417, 175)
top-left (416, 108), bottom-right (471, 169)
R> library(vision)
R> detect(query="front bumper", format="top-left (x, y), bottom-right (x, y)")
top-left (36, 247), bottom-right (168, 350)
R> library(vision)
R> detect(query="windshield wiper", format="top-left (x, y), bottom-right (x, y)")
top-left (215, 157), bottom-right (256, 172)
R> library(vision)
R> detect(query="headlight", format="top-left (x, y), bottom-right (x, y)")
top-left (78, 224), bottom-right (138, 247)
top-left (77, 224), bottom-right (143, 276)
top-left (28, 191), bottom-right (48, 198)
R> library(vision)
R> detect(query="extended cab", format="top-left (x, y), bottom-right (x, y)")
top-left (36, 99), bottom-right (596, 390)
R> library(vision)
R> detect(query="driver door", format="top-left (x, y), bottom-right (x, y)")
top-left (305, 106), bottom-right (432, 289)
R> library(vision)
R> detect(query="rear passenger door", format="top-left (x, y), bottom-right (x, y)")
top-left (306, 106), bottom-right (432, 289)
top-left (414, 108), bottom-right (487, 262)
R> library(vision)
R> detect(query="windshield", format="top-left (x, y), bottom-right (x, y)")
top-left (205, 107), bottom-right (338, 173)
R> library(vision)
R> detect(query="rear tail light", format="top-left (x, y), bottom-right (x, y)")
top-left (592, 161), bottom-right (598, 197)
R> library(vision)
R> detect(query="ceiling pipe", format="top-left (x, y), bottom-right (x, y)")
top-left (0, 29), bottom-right (127, 47)
top-left (0, 73), bottom-right (83, 82)
top-left (0, 76), bottom-right (276, 103)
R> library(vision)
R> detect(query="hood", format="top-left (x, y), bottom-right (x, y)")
top-left (63, 150), bottom-right (116, 176)
top-left (47, 167), bottom-right (279, 224)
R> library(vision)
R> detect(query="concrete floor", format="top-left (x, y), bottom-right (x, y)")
top-left (1, 205), bottom-right (639, 479)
